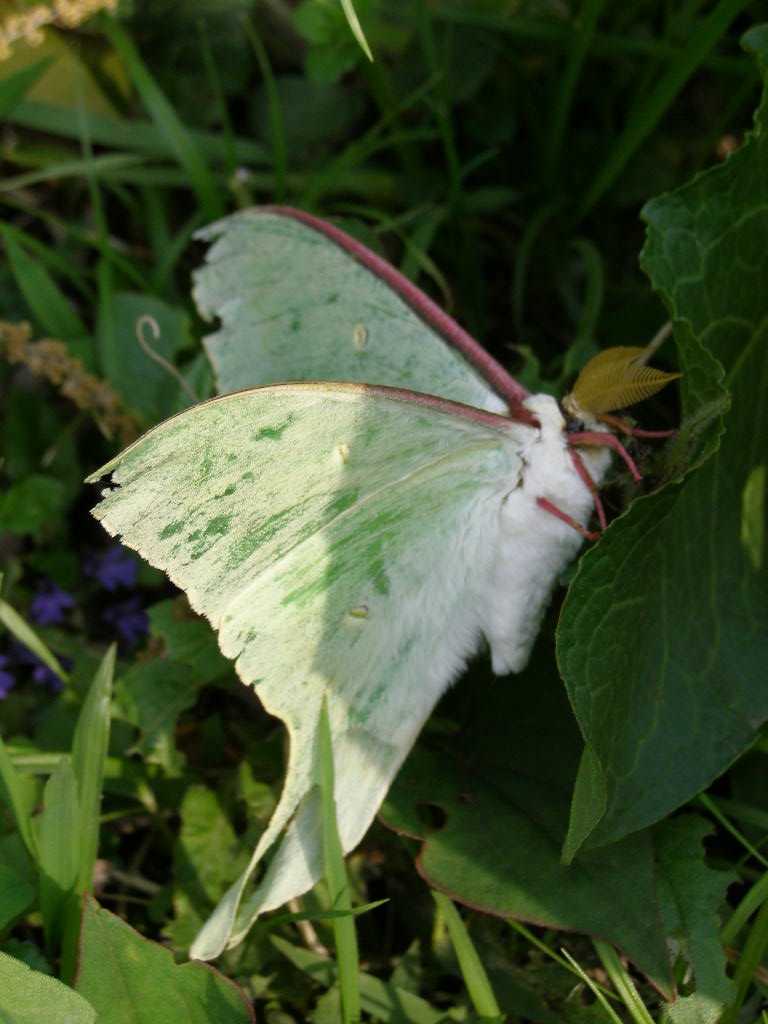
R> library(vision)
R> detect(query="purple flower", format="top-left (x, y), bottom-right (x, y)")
top-left (29, 581), bottom-right (74, 626)
top-left (0, 656), bottom-right (15, 699)
top-left (31, 659), bottom-right (67, 693)
top-left (7, 641), bottom-right (69, 694)
top-left (102, 595), bottom-right (149, 646)
top-left (84, 545), bottom-right (138, 591)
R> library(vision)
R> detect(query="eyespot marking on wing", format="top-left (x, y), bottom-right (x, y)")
top-left (347, 604), bottom-right (369, 621)
top-left (337, 442), bottom-right (350, 464)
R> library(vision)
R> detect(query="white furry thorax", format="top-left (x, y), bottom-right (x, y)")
top-left (478, 392), bottom-right (611, 676)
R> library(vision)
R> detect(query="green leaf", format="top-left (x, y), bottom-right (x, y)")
top-left (71, 647), bottom-right (115, 893)
top-left (559, 31), bottom-right (768, 854)
top-left (0, 951), bottom-right (96, 1024)
top-left (146, 599), bottom-right (233, 682)
top-left (0, 733), bottom-right (39, 860)
top-left (113, 600), bottom-right (233, 772)
top-left (0, 833), bottom-right (37, 929)
top-left (656, 816), bottom-right (735, 1024)
top-left (73, 895), bottom-right (255, 1023)
top-left (0, 475), bottom-right (67, 536)
top-left (0, 227), bottom-right (88, 340)
top-left (168, 786), bottom-right (245, 949)
top-left (293, 0), bottom-right (375, 82)
top-left (250, 77), bottom-right (365, 163)
top-left (114, 660), bottom-right (206, 771)
top-left (96, 291), bottom-right (195, 421)
top-left (379, 653), bottom-right (675, 997)
top-left (98, 16), bottom-right (224, 221)
top-left (38, 758), bottom-right (80, 953)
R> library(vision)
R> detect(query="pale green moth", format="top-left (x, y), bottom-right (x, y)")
top-left (88, 208), bottom-right (677, 959)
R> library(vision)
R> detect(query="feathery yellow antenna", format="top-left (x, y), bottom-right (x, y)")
top-left (563, 346), bottom-right (681, 416)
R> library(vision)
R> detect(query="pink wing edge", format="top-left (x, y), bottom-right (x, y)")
top-left (260, 204), bottom-right (536, 427)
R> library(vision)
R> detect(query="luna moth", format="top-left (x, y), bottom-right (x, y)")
top-left (87, 207), bottom-right (678, 959)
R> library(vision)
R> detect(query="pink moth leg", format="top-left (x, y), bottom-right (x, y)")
top-left (535, 497), bottom-right (600, 542)
top-left (568, 431), bottom-right (642, 481)
top-left (596, 412), bottom-right (675, 439)
top-left (535, 431), bottom-right (647, 540)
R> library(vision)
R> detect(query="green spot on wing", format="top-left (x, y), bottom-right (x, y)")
top-left (370, 559), bottom-right (390, 595)
top-left (205, 514), bottom-right (232, 537)
top-left (159, 519), bottom-right (186, 540)
top-left (253, 418), bottom-right (294, 442)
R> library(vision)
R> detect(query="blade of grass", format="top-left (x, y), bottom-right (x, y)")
top-left (561, 947), bottom-right (625, 1024)
top-left (98, 14), bottom-right (224, 219)
top-left (0, 57), bottom-right (54, 118)
top-left (432, 891), bottom-right (501, 1022)
top-left (559, 237), bottom-right (605, 380)
top-left (197, 18), bottom-right (237, 179)
top-left (432, 7), bottom-right (748, 73)
top-left (575, 0), bottom-right (751, 219)
top-left (1, 228), bottom-right (87, 339)
top-left (544, 0), bottom-right (605, 180)
top-left (699, 793), bottom-right (768, 871)
top-left (0, 220), bottom-right (94, 299)
top-left (593, 940), bottom-right (656, 1024)
top-left (9, 99), bottom-right (270, 164)
top-left (721, 895), bottom-right (768, 1024)
top-left (258, 899), bottom-right (388, 932)
top-left (298, 69), bottom-right (439, 205)
top-left (95, 259), bottom-right (118, 383)
top-left (0, 196), bottom-right (153, 293)
top-left (0, 152), bottom-right (148, 193)
top-left (722, 871), bottom-right (768, 948)
top-left (71, 646), bottom-right (115, 893)
top-left (415, 0), bottom-right (461, 208)
top-left (507, 920), bottom-right (619, 1000)
top-left (512, 199), bottom-right (563, 338)
top-left (320, 700), bottom-right (360, 1024)
top-left (301, 126), bottom-right (437, 207)
top-left (0, 597), bottom-right (69, 684)
top-left (38, 758), bottom-right (80, 956)
top-left (151, 208), bottom-right (206, 293)
top-left (272, 935), bottom-right (447, 1022)
top-left (0, 733), bottom-right (39, 860)
top-left (340, 0), bottom-right (374, 62)
top-left (241, 16), bottom-right (287, 202)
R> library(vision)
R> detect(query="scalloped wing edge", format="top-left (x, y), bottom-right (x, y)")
top-left (194, 205), bottom-right (531, 411)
